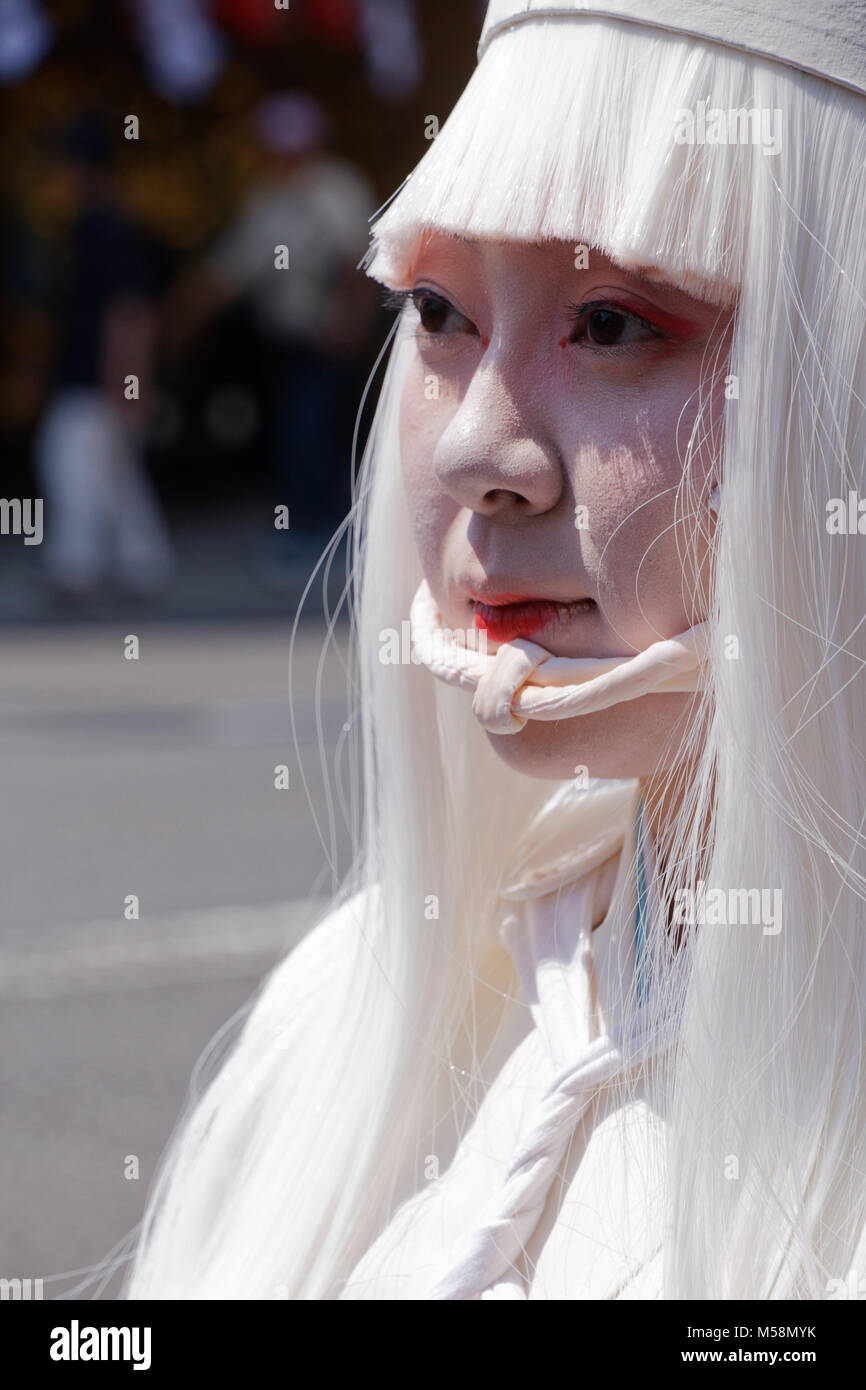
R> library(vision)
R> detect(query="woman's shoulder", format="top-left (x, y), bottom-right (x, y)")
top-left (293, 885), bottom-right (376, 961)
top-left (242, 885), bottom-right (379, 1035)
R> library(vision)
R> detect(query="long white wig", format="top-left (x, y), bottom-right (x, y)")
top-left (124, 16), bottom-right (866, 1299)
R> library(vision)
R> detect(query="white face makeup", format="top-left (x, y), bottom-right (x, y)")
top-left (396, 233), bottom-right (733, 780)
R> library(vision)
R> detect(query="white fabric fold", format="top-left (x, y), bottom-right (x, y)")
top-left (426, 1029), bottom-right (641, 1298)
top-left (423, 784), bottom-right (674, 1300)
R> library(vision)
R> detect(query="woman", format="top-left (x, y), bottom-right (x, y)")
top-left (126, 0), bottom-right (866, 1299)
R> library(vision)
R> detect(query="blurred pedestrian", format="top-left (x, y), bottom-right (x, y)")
top-left (33, 113), bottom-right (174, 602)
top-left (167, 91), bottom-right (378, 570)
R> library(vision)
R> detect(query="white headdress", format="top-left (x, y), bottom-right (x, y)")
top-left (479, 0), bottom-right (866, 93)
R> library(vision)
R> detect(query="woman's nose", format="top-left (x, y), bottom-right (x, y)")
top-left (432, 360), bottom-right (565, 520)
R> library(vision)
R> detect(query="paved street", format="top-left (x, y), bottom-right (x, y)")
top-left (0, 615), bottom-right (352, 1297)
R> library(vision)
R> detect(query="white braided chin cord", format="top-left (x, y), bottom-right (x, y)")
top-left (409, 579), bottom-right (711, 734)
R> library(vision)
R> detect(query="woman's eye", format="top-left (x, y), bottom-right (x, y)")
top-left (585, 309), bottom-right (631, 345)
top-left (410, 288), bottom-right (477, 337)
top-left (567, 302), bottom-right (662, 349)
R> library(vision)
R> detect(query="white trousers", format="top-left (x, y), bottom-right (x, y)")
top-left (33, 388), bottom-right (173, 591)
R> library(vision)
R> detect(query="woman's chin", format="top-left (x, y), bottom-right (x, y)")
top-left (484, 692), bottom-right (696, 782)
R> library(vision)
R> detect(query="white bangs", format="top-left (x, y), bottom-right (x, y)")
top-left (362, 16), bottom-right (804, 305)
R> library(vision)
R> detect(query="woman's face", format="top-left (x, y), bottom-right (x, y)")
top-left (398, 234), bottom-right (732, 780)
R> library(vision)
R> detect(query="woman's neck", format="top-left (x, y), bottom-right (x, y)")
top-left (639, 755), bottom-right (713, 890)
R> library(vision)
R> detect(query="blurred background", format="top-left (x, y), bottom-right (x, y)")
top-left (0, 0), bottom-right (480, 1298)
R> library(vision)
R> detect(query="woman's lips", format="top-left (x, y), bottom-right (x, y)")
top-left (472, 596), bottom-right (596, 642)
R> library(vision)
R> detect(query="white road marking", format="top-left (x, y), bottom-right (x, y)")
top-left (0, 898), bottom-right (328, 999)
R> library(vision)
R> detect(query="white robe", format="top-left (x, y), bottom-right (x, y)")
top-left (341, 781), bottom-right (669, 1300)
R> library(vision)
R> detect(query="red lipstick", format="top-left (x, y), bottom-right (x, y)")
top-left (472, 595), bottom-right (595, 642)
